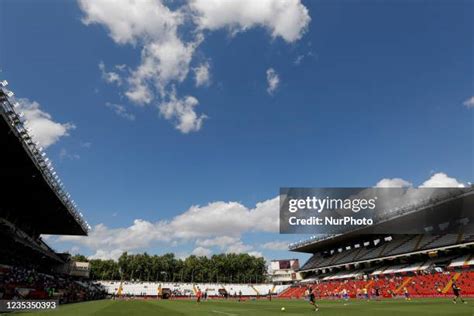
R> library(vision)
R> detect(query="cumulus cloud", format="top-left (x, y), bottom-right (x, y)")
top-left (53, 172), bottom-right (467, 260)
top-left (376, 173), bottom-right (464, 188)
top-left (463, 96), bottom-right (474, 108)
top-left (105, 102), bottom-right (136, 121)
top-left (99, 62), bottom-right (122, 86)
top-left (420, 172), bottom-right (465, 188)
top-left (78, 0), bottom-right (310, 133)
top-left (78, 0), bottom-right (204, 131)
top-left (196, 236), bottom-right (240, 249)
top-left (125, 36), bottom-right (201, 104)
top-left (266, 68), bottom-right (280, 95)
top-left (17, 98), bottom-right (75, 148)
top-left (89, 249), bottom-right (124, 261)
top-left (189, 0), bottom-right (311, 42)
top-left (56, 196), bottom-right (279, 259)
top-left (159, 90), bottom-right (207, 133)
top-left (261, 241), bottom-right (290, 251)
top-left (194, 62), bottom-right (211, 87)
top-left (59, 148), bottom-right (80, 161)
top-left (78, 0), bottom-right (183, 45)
top-left (376, 178), bottom-right (413, 188)
top-left (191, 247), bottom-right (212, 257)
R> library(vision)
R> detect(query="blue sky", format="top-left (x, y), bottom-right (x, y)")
top-left (0, 0), bottom-right (472, 263)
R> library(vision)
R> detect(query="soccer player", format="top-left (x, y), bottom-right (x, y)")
top-left (452, 282), bottom-right (466, 304)
top-left (196, 287), bottom-right (202, 304)
top-left (308, 288), bottom-right (319, 312)
top-left (374, 287), bottom-right (380, 301)
top-left (403, 287), bottom-right (411, 301)
top-left (268, 289), bottom-right (272, 301)
top-left (363, 288), bottom-right (369, 301)
top-left (341, 289), bottom-right (349, 305)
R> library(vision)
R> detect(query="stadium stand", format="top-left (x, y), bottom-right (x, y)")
top-left (99, 281), bottom-right (288, 298)
top-left (278, 270), bottom-right (474, 299)
top-left (0, 265), bottom-right (104, 303)
top-left (0, 81), bottom-right (105, 303)
top-left (284, 188), bottom-right (474, 299)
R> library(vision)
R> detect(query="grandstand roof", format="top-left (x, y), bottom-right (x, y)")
top-left (290, 188), bottom-right (474, 253)
top-left (0, 84), bottom-right (88, 235)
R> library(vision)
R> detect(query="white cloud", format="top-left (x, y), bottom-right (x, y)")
top-left (78, 0), bottom-right (310, 133)
top-left (261, 241), bottom-right (289, 251)
top-left (195, 236), bottom-right (264, 257)
top-left (78, 0), bottom-right (183, 45)
top-left (376, 173), bottom-right (465, 188)
top-left (463, 96), bottom-right (474, 108)
top-left (53, 172), bottom-right (467, 260)
top-left (294, 55), bottom-right (304, 65)
top-left (196, 236), bottom-right (240, 249)
top-left (376, 178), bottom-right (413, 188)
top-left (56, 196), bottom-right (279, 258)
top-left (194, 62), bottom-right (211, 87)
top-left (99, 62), bottom-right (122, 85)
top-left (191, 246), bottom-right (212, 257)
top-left (125, 36), bottom-right (201, 104)
top-left (105, 102), bottom-right (136, 121)
top-left (159, 90), bottom-right (207, 133)
top-left (189, 0), bottom-right (311, 43)
top-left (420, 172), bottom-right (465, 188)
top-left (80, 141), bottom-right (92, 148)
top-left (17, 98), bottom-right (75, 148)
top-left (89, 249), bottom-right (124, 261)
top-left (79, 0), bottom-right (205, 130)
top-left (248, 251), bottom-right (264, 258)
top-left (266, 68), bottom-right (280, 95)
top-left (225, 241), bottom-right (253, 254)
top-left (59, 148), bottom-right (80, 161)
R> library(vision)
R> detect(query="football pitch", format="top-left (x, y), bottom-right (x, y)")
top-left (14, 298), bottom-right (474, 316)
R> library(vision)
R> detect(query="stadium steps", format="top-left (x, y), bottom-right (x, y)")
top-left (328, 251), bottom-right (345, 265)
top-left (377, 242), bottom-right (389, 257)
top-left (250, 285), bottom-right (259, 295)
top-left (278, 286), bottom-right (305, 298)
top-left (394, 277), bottom-right (412, 294)
top-left (355, 246), bottom-right (383, 261)
top-left (414, 234), bottom-right (424, 250)
top-left (456, 232), bottom-right (464, 244)
top-left (456, 271), bottom-right (474, 295)
top-left (353, 247), bottom-right (363, 260)
top-left (364, 280), bottom-right (374, 290)
top-left (418, 235), bottom-right (442, 250)
top-left (464, 254), bottom-right (473, 266)
top-left (442, 272), bottom-right (461, 294)
top-left (383, 235), bottom-right (417, 256)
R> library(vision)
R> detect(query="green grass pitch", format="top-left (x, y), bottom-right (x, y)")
top-left (15, 298), bottom-right (473, 316)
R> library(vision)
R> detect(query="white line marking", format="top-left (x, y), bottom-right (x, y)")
top-left (212, 310), bottom-right (238, 316)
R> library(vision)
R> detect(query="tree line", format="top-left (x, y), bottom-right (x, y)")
top-left (72, 252), bottom-right (268, 284)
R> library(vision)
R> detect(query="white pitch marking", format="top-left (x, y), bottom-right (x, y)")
top-left (212, 310), bottom-right (238, 316)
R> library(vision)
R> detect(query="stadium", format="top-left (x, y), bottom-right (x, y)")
top-left (1, 0), bottom-right (473, 315)
top-left (1, 82), bottom-right (473, 315)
